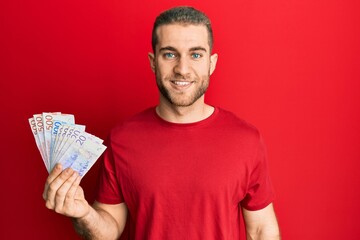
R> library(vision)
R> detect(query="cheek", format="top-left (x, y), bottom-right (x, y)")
top-left (156, 62), bottom-right (175, 77)
top-left (195, 62), bottom-right (211, 76)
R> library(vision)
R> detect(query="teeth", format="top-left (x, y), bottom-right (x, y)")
top-left (173, 81), bottom-right (190, 86)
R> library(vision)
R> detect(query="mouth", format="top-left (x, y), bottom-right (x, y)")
top-left (172, 81), bottom-right (192, 86)
top-left (170, 80), bottom-right (194, 91)
top-left (170, 81), bottom-right (193, 91)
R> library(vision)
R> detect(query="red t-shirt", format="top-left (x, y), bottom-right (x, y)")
top-left (96, 107), bottom-right (274, 239)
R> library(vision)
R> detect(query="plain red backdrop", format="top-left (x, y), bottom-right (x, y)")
top-left (1, 0), bottom-right (359, 239)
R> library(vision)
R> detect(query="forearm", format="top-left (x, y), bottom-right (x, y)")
top-left (72, 206), bottom-right (121, 240)
top-left (246, 227), bottom-right (281, 240)
top-left (243, 204), bottom-right (280, 240)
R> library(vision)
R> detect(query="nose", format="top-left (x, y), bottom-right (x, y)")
top-left (173, 56), bottom-right (191, 77)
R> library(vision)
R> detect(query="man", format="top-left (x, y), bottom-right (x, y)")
top-left (43, 6), bottom-right (280, 239)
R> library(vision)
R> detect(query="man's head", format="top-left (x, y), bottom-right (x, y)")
top-left (152, 6), bottom-right (213, 53)
top-left (149, 6), bottom-right (218, 107)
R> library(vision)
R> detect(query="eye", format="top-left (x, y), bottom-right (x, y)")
top-left (192, 53), bottom-right (202, 59)
top-left (164, 52), bottom-right (176, 59)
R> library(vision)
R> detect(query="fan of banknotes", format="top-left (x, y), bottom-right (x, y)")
top-left (28, 112), bottom-right (106, 177)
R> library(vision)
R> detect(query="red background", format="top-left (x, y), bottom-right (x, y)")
top-left (1, 0), bottom-right (359, 239)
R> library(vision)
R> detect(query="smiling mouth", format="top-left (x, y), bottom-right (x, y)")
top-left (172, 81), bottom-right (192, 86)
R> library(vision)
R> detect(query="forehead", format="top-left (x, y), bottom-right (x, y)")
top-left (155, 24), bottom-right (209, 51)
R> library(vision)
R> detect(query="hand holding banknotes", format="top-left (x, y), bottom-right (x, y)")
top-left (43, 163), bottom-right (90, 218)
top-left (43, 163), bottom-right (127, 239)
top-left (28, 112), bottom-right (105, 217)
top-left (30, 112), bottom-right (127, 238)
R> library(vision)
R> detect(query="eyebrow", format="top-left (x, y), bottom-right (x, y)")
top-left (159, 46), bottom-right (177, 52)
top-left (158, 46), bottom-right (207, 53)
top-left (189, 46), bottom-right (207, 52)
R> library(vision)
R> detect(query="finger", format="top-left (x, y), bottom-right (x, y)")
top-left (74, 178), bottom-right (85, 199)
top-left (48, 163), bottom-right (63, 182)
top-left (54, 171), bottom-right (79, 213)
top-left (60, 175), bottom-right (82, 215)
top-left (67, 175), bottom-right (82, 201)
top-left (43, 164), bottom-right (63, 200)
top-left (45, 167), bottom-right (75, 210)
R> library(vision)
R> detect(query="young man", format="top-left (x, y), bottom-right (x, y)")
top-left (43, 6), bottom-right (280, 239)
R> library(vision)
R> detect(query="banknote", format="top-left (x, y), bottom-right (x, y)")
top-left (29, 117), bottom-right (46, 167)
top-left (42, 112), bottom-right (61, 171)
top-left (33, 114), bottom-right (47, 166)
top-left (56, 131), bottom-right (106, 176)
top-left (49, 114), bottom-right (76, 166)
top-left (29, 112), bottom-right (106, 177)
top-left (51, 123), bottom-right (85, 169)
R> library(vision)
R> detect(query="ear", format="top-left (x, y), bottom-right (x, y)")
top-left (148, 52), bottom-right (156, 72)
top-left (209, 53), bottom-right (218, 75)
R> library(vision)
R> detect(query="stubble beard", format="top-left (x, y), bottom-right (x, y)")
top-left (156, 72), bottom-right (210, 107)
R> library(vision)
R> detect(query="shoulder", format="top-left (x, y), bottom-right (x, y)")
top-left (215, 107), bottom-right (261, 140)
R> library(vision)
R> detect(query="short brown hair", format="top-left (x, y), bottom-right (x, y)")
top-left (152, 6), bottom-right (214, 52)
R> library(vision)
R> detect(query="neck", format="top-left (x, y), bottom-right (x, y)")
top-left (156, 96), bottom-right (214, 124)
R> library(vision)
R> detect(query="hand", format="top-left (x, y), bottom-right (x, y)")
top-left (43, 164), bottom-right (90, 218)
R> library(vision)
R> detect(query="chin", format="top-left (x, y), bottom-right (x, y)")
top-left (169, 95), bottom-right (203, 107)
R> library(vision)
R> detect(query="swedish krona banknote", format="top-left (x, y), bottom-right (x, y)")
top-left (28, 112), bottom-right (106, 177)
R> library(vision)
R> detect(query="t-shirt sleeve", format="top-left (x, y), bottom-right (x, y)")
top-left (241, 135), bottom-right (275, 211)
top-left (95, 140), bottom-right (125, 204)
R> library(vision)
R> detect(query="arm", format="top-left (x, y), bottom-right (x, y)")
top-left (73, 201), bottom-right (127, 239)
top-left (242, 203), bottom-right (280, 240)
top-left (43, 164), bottom-right (128, 239)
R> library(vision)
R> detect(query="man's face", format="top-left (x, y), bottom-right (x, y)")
top-left (149, 24), bottom-right (218, 107)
